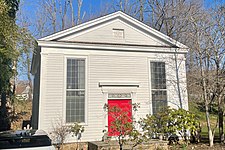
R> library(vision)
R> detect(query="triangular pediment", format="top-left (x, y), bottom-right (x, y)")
top-left (39, 11), bottom-right (188, 49)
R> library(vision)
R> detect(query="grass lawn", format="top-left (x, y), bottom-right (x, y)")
top-left (169, 102), bottom-right (225, 149)
top-left (188, 101), bottom-right (224, 141)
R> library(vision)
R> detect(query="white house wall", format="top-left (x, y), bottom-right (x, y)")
top-left (39, 47), bottom-right (188, 142)
top-left (164, 54), bottom-right (188, 110)
top-left (39, 52), bottom-right (64, 130)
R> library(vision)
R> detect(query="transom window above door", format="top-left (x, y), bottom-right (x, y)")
top-left (108, 93), bottom-right (131, 99)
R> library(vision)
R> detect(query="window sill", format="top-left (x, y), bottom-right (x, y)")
top-left (65, 122), bottom-right (88, 126)
top-left (99, 81), bottom-right (139, 87)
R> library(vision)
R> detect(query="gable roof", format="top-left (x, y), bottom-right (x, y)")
top-left (39, 11), bottom-right (188, 49)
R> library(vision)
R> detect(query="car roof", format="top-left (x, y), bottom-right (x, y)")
top-left (0, 130), bottom-right (49, 140)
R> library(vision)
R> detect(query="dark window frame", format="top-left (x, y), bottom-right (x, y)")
top-left (150, 62), bottom-right (167, 114)
top-left (66, 58), bottom-right (86, 123)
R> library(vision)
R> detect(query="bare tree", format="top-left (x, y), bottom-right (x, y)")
top-left (58, 0), bottom-right (68, 30)
top-left (113, 0), bottom-right (139, 17)
top-left (68, 0), bottom-right (75, 26)
top-left (138, 0), bottom-right (144, 21)
top-left (206, 5), bottom-right (225, 143)
top-left (51, 119), bottom-right (71, 150)
top-left (35, 0), bottom-right (49, 38)
top-left (35, 0), bottom-right (56, 37)
top-left (188, 7), bottom-right (223, 146)
top-left (17, 4), bottom-right (35, 102)
top-left (44, 0), bottom-right (57, 33)
top-left (77, 0), bottom-right (83, 25)
top-left (35, 0), bottom-right (85, 37)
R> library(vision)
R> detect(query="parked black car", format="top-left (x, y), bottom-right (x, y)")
top-left (0, 129), bottom-right (55, 150)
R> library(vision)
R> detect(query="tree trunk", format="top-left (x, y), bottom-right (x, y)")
top-left (26, 53), bottom-right (33, 101)
top-left (200, 54), bottom-right (214, 147)
top-left (218, 101), bottom-right (224, 143)
top-left (119, 144), bottom-right (122, 150)
top-left (59, 0), bottom-right (67, 30)
top-left (77, 0), bottom-right (83, 25)
top-left (118, 135), bottom-right (123, 150)
top-left (0, 92), bottom-right (10, 131)
top-left (216, 61), bottom-right (224, 143)
top-left (139, 0), bottom-right (144, 22)
top-left (69, 0), bottom-right (74, 26)
top-left (52, 0), bottom-right (57, 32)
top-left (208, 128), bottom-right (214, 147)
top-left (10, 59), bottom-right (17, 119)
top-left (204, 87), bottom-right (214, 147)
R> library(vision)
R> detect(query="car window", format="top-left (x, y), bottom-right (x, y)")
top-left (0, 135), bottom-right (52, 149)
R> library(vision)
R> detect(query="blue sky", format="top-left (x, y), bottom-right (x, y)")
top-left (20, 0), bottom-right (225, 14)
top-left (17, 0), bottom-right (225, 46)
top-left (19, 0), bottom-right (225, 34)
top-left (21, 0), bottom-right (110, 13)
top-left (20, 0), bottom-right (112, 21)
top-left (19, 0), bottom-right (114, 37)
top-left (17, 0), bottom-right (224, 80)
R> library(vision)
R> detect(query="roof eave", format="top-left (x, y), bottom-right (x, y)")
top-left (37, 40), bottom-right (188, 54)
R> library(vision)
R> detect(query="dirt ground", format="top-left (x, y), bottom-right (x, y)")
top-left (169, 143), bottom-right (225, 150)
top-left (11, 100), bottom-right (32, 130)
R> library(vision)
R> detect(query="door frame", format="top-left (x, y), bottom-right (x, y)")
top-left (99, 81), bottom-right (139, 133)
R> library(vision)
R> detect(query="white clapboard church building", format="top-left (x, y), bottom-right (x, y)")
top-left (31, 11), bottom-right (188, 142)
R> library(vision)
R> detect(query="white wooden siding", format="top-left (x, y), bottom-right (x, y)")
top-left (39, 53), bottom-right (64, 131)
top-left (60, 20), bottom-right (170, 47)
top-left (39, 47), bottom-right (188, 142)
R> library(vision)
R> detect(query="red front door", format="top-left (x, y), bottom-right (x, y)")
top-left (108, 99), bottom-right (132, 136)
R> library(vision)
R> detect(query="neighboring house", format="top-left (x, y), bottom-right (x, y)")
top-left (31, 11), bottom-right (189, 142)
top-left (15, 81), bottom-right (32, 101)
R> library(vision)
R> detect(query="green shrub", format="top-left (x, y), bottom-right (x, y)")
top-left (140, 107), bottom-right (171, 139)
top-left (140, 107), bottom-right (200, 143)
